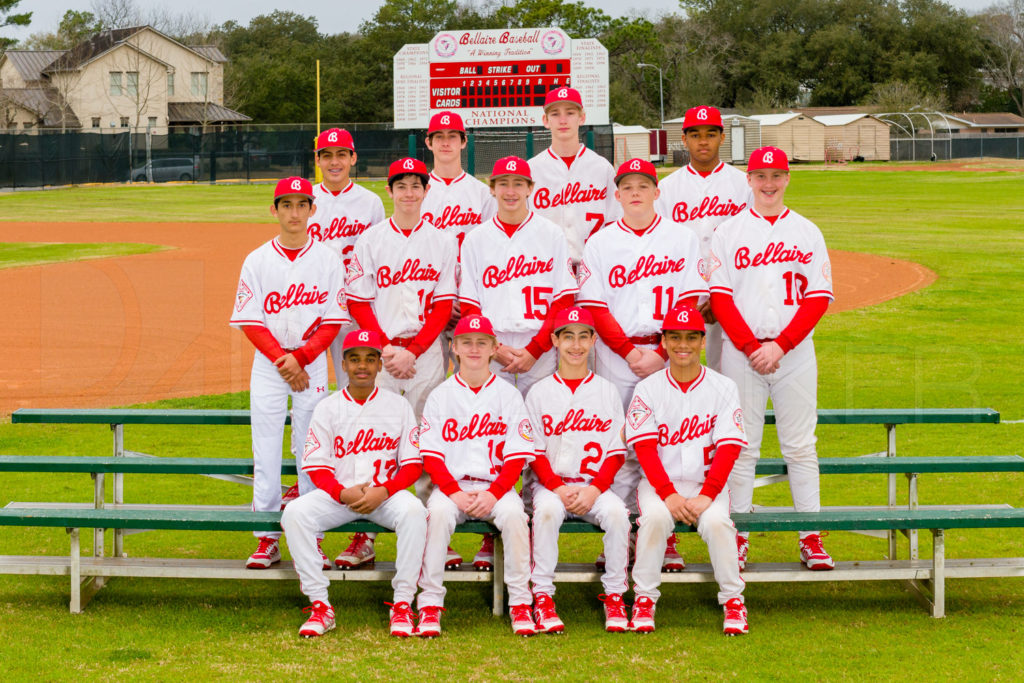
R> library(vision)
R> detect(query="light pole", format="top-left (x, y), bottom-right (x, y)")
top-left (636, 62), bottom-right (664, 128)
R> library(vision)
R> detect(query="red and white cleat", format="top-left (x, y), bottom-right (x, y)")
top-left (533, 593), bottom-right (565, 634)
top-left (629, 596), bottom-right (656, 633)
top-left (317, 538), bottom-right (331, 570)
top-left (416, 605), bottom-right (445, 638)
top-left (387, 601), bottom-right (416, 637)
top-left (722, 598), bottom-right (749, 636)
top-left (280, 483), bottom-right (300, 509)
top-left (473, 533), bottom-right (494, 571)
top-left (598, 593), bottom-right (628, 632)
top-left (663, 533), bottom-right (685, 572)
top-left (298, 600), bottom-right (335, 638)
top-left (246, 536), bottom-right (280, 569)
top-left (737, 533), bottom-right (750, 571)
top-left (445, 545), bottom-right (463, 569)
top-left (510, 604), bottom-right (536, 636)
top-left (799, 533), bottom-right (835, 571)
top-left (335, 532), bottom-right (376, 569)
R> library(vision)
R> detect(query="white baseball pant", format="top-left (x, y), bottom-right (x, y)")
top-left (704, 322), bottom-right (725, 372)
top-left (249, 352), bottom-right (325, 539)
top-left (281, 488), bottom-right (426, 605)
top-left (328, 322), bottom-right (357, 391)
top-left (376, 338), bottom-right (445, 418)
top-left (525, 483), bottom-right (630, 597)
top-left (417, 485), bottom-right (532, 608)
top-left (492, 330), bottom-right (557, 398)
top-left (722, 339), bottom-right (821, 536)
top-left (632, 479), bottom-right (743, 605)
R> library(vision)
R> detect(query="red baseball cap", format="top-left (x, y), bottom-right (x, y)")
top-left (553, 306), bottom-right (595, 334)
top-left (273, 176), bottom-right (314, 200)
top-left (748, 146), bottom-right (789, 171)
top-left (388, 157), bottom-right (429, 184)
top-left (316, 128), bottom-right (355, 152)
top-left (682, 106), bottom-right (724, 131)
top-left (661, 303), bottom-right (706, 333)
top-left (614, 158), bottom-right (659, 186)
top-left (453, 314), bottom-right (496, 337)
top-left (544, 86), bottom-right (583, 111)
top-left (342, 329), bottom-right (383, 353)
top-left (428, 111), bottom-right (465, 134)
top-left (490, 156), bottom-right (532, 181)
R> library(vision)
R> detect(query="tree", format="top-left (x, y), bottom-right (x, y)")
top-left (865, 79), bottom-right (948, 111)
top-left (979, 0), bottom-right (1024, 115)
top-left (21, 10), bottom-right (103, 50)
top-left (1, 0), bottom-right (31, 49)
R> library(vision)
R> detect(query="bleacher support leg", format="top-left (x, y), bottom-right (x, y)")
top-left (492, 533), bottom-right (504, 616)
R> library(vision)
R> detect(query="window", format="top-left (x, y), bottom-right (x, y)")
top-left (92, 117), bottom-right (101, 128)
top-left (190, 72), bottom-right (208, 97)
top-left (23, 121), bottom-right (33, 129)
top-left (126, 72), bottom-right (138, 97)
top-left (120, 117), bottom-right (130, 128)
top-left (110, 72), bottom-right (122, 96)
top-left (167, 72), bottom-right (174, 96)
top-left (148, 116), bottom-right (158, 127)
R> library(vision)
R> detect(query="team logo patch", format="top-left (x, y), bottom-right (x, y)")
top-left (346, 254), bottom-right (364, 285)
top-left (733, 408), bottom-right (745, 433)
top-left (518, 418), bottom-right (534, 443)
top-left (235, 279), bottom-right (253, 312)
top-left (822, 259), bottom-right (832, 285)
top-left (409, 425), bottom-right (421, 449)
top-left (336, 290), bottom-right (347, 312)
top-left (303, 432), bottom-right (321, 458)
top-left (419, 417), bottom-right (430, 439)
top-left (576, 260), bottom-right (591, 287)
top-left (707, 251), bottom-right (722, 277)
top-left (627, 395), bottom-right (652, 430)
top-left (697, 257), bottom-right (708, 282)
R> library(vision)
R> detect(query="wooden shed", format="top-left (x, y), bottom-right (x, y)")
top-left (815, 114), bottom-right (891, 162)
top-left (612, 124), bottom-right (651, 165)
top-left (750, 113), bottom-right (827, 162)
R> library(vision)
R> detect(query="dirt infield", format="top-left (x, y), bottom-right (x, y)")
top-left (0, 221), bottom-right (936, 415)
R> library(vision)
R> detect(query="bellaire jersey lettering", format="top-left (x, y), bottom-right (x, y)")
top-left (307, 181), bottom-right (386, 266)
top-left (420, 172), bottom-right (497, 249)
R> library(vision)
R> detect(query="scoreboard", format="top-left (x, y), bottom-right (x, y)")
top-left (393, 28), bottom-right (609, 129)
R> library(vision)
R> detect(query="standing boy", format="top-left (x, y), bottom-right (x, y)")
top-left (230, 177), bottom-right (348, 568)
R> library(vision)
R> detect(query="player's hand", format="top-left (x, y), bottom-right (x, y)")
top-left (664, 492), bottom-right (691, 524)
top-left (503, 347), bottom-right (537, 374)
top-left (287, 369), bottom-right (311, 392)
top-left (450, 490), bottom-right (474, 513)
top-left (680, 494), bottom-right (712, 526)
top-left (383, 347), bottom-right (417, 380)
top-left (349, 485), bottom-right (389, 514)
top-left (567, 485), bottom-right (601, 516)
top-left (466, 490), bottom-right (498, 518)
top-left (698, 300), bottom-right (717, 325)
top-left (749, 341), bottom-right (784, 375)
top-left (274, 353), bottom-right (303, 380)
top-left (554, 485), bottom-right (578, 509)
top-left (494, 344), bottom-right (516, 366)
top-left (629, 348), bottom-right (665, 379)
top-left (337, 484), bottom-right (367, 506)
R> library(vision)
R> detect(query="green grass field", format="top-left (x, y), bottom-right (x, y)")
top-left (1, 170), bottom-right (1023, 680)
top-left (0, 242), bottom-right (166, 269)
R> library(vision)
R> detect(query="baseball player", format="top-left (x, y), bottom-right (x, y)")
top-left (523, 306), bottom-right (631, 633)
top-left (338, 157), bottom-right (457, 570)
top-left (307, 128), bottom-right (386, 390)
top-left (280, 329), bottom-right (425, 638)
top-left (528, 86), bottom-right (621, 263)
top-left (709, 146), bottom-right (835, 572)
top-left (229, 177), bottom-right (348, 569)
top-left (655, 106), bottom-right (752, 371)
top-left (625, 303), bottom-right (749, 635)
top-left (459, 156), bottom-right (578, 399)
top-left (415, 314), bottom-right (537, 637)
top-left (578, 158), bottom-right (707, 571)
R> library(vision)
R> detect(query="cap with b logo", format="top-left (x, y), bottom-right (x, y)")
top-left (315, 128), bottom-right (355, 152)
top-left (453, 314), bottom-right (496, 338)
top-left (387, 157), bottom-right (429, 183)
top-left (682, 106), bottom-right (724, 131)
top-left (553, 306), bottom-right (595, 334)
top-left (342, 329), bottom-right (383, 353)
top-left (490, 156), bottom-right (532, 181)
top-left (274, 176), bottom-right (314, 200)
top-left (747, 146), bottom-right (789, 172)
top-left (428, 111), bottom-right (466, 134)
top-left (543, 86), bottom-right (584, 111)
top-left (661, 302), bottom-right (706, 333)
top-left (614, 158), bottom-right (659, 186)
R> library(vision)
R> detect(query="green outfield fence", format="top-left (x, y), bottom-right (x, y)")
top-left (890, 135), bottom-right (1024, 161)
top-left (0, 123), bottom-right (614, 189)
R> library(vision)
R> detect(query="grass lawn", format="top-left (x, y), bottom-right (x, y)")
top-left (1, 169), bottom-right (1023, 680)
top-left (0, 242), bottom-right (166, 269)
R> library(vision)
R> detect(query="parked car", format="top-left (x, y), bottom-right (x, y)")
top-left (132, 157), bottom-right (199, 182)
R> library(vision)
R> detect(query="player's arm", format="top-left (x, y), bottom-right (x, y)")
top-left (408, 240), bottom-right (458, 356)
top-left (775, 234), bottom-right (833, 353)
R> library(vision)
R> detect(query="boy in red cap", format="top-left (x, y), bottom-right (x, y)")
top-left (230, 177), bottom-right (348, 569)
top-left (709, 146), bottom-right (836, 572)
top-left (281, 329), bottom-right (425, 639)
top-left (415, 314), bottom-right (537, 636)
top-left (307, 127), bottom-right (386, 391)
top-left (625, 303), bottom-right (749, 636)
top-left (523, 306), bottom-right (631, 633)
top-left (336, 157), bottom-right (458, 569)
top-left (528, 86), bottom-right (620, 263)
top-left (655, 106), bottom-right (752, 371)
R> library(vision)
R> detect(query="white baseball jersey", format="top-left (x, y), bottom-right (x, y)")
top-left (308, 181), bottom-right (386, 266)
top-left (301, 386), bottom-right (420, 488)
top-left (577, 216), bottom-right (708, 336)
top-left (524, 372), bottom-right (626, 485)
top-left (625, 366), bottom-right (747, 485)
top-left (709, 208), bottom-right (833, 339)
top-left (654, 162), bottom-right (751, 260)
top-left (528, 146), bottom-right (621, 261)
top-left (419, 373), bottom-right (535, 483)
top-left (346, 218), bottom-right (458, 339)
top-left (420, 172), bottom-right (497, 248)
top-left (459, 212), bottom-right (578, 337)
top-left (229, 237), bottom-right (349, 349)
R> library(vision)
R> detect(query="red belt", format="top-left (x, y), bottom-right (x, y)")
top-left (390, 336), bottom-right (415, 348)
top-left (561, 476), bottom-right (587, 484)
top-left (461, 475), bottom-right (492, 484)
top-left (628, 334), bottom-right (661, 345)
top-left (757, 338), bottom-right (775, 343)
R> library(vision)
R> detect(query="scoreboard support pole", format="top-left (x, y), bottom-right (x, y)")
top-left (467, 134), bottom-right (475, 176)
top-left (526, 131), bottom-right (534, 159)
top-left (586, 129), bottom-right (595, 151)
top-left (408, 134), bottom-right (417, 158)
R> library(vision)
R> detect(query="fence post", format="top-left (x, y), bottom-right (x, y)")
top-left (467, 133), bottom-right (475, 176)
top-left (586, 128), bottom-right (595, 151)
top-left (526, 130), bottom-right (534, 159)
top-left (408, 133), bottom-right (416, 158)
top-left (210, 149), bottom-right (217, 183)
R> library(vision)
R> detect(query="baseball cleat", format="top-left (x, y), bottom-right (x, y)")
top-left (598, 593), bottom-right (629, 633)
top-left (317, 538), bottom-right (331, 570)
top-left (532, 593), bottom-right (565, 634)
top-left (736, 533), bottom-right (750, 572)
top-left (509, 604), bottom-right (537, 636)
top-left (595, 551), bottom-right (606, 572)
top-left (416, 606), bottom-right (445, 638)
top-left (799, 534), bottom-right (835, 571)
top-left (299, 600), bottom-right (335, 638)
top-left (722, 598), bottom-right (749, 636)
top-left (445, 545), bottom-right (463, 569)
top-left (663, 533), bottom-right (685, 572)
top-left (280, 483), bottom-right (300, 509)
top-left (246, 536), bottom-right (280, 569)
top-left (387, 601), bottom-right (416, 637)
top-left (629, 596), bottom-right (656, 633)
top-left (473, 534), bottom-right (494, 571)
top-left (335, 532), bottom-right (375, 569)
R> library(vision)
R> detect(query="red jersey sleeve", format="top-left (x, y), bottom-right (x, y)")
top-left (529, 454), bottom-right (566, 491)
top-left (242, 324), bottom-right (286, 364)
top-left (292, 323), bottom-right (341, 368)
top-left (776, 298), bottom-right (829, 353)
top-left (710, 292), bottom-right (761, 357)
top-left (383, 462), bottom-right (423, 497)
top-left (526, 293), bottom-right (575, 359)
top-left (408, 299), bottom-right (454, 357)
top-left (699, 443), bottom-right (740, 500)
top-left (634, 438), bottom-right (677, 500)
top-left (487, 458), bottom-right (525, 499)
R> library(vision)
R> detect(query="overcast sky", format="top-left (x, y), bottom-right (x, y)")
top-left (5, 0), bottom-right (999, 43)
